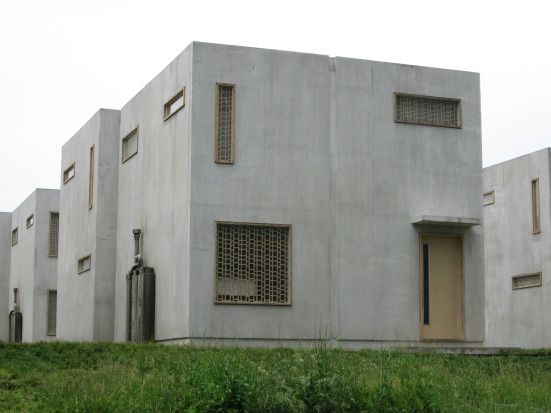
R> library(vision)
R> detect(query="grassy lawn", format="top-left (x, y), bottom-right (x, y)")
top-left (0, 342), bottom-right (550, 412)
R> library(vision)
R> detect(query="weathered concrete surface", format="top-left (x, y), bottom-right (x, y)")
top-left (114, 42), bottom-right (484, 347)
top-left (484, 148), bottom-right (551, 348)
top-left (0, 212), bottom-right (11, 341)
top-left (9, 189), bottom-right (59, 342)
top-left (57, 109), bottom-right (120, 342)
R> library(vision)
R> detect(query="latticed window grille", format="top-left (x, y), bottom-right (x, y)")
top-left (395, 94), bottom-right (460, 128)
top-left (48, 212), bottom-right (59, 257)
top-left (512, 273), bottom-right (542, 290)
top-left (215, 223), bottom-right (291, 304)
top-left (47, 290), bottom-right (57, 336)
top-left (215, 84), bottom-right (235, 163)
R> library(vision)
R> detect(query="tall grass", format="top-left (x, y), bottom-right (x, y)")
top-left (0, 342), bottom-right (550, 412)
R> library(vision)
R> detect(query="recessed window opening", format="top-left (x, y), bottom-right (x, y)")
top-left (422, 243), bottom-right (430, 325)
top-left (26, 215), bottom-right (34, 228)
top-left (483, 191), bottom-right (495, 206)
top-left (48, 212), bottom-right (59, 258)
top-left (215, 83), bottom-right (235, 164)
top-left (512, 272), bottom-right (542, 289)
top-left (395, 93), bottom-right (461, 128)
top-left (47, 290), bottom-right (57, 336)
top-left (63, 163), bottom-right (75, 184)
top-left (88, 146), bottom-right (94, 209)
top-left (13, 288), bottom-right (19, 306)
top-left (164, 89), bottom-right (185, 120)
top-left (78, 254), bottom-right (92, 274)
top-left (215, 222), bottom-right (291, 305)
top-left (11, 228), bottom-right (18, 246)
top-left (531, 178), bottom-right (540, 234)
top-left (122, 128), bottom-right (138, 163)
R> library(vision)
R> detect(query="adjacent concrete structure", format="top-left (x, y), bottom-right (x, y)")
top-left (57, 109), bottom-right (120, 342)
top-left (114, 42), bottom-right (484, 347)
top-left (0, 212), bottom-right (11, 341)
top-left (9, 189), bottom-right (59, 342)
top-left (484, 148), bottom-right (551, 348)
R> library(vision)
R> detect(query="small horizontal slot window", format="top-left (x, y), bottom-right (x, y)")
top-left (26, 214), bottom-right (34, 228)
top-left (512, 272), bottom-right (542, 290)
top-left (483, 191), bottom-right (495, 206)
top-left (122, 128), bottom-right (138, 163)
top-left (164, 89), bottom-right (185, 120)
top-left (11, 228), bottom-right (18, 246)
top-left (395, 93), bottom-right (461, 128)
top-left (63, 163), bottom-right (75, 184)
top-left (77, 254), bottom-right (92, 274)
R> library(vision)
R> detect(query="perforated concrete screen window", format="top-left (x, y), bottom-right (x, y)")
top-left (26, 214), bottom-right (34, 228)
top-left (63, 163), bottom-right (75, 184)
top-left (532, 179), bottom-right (541, 234)
top-left (164, 89), bottom-right (185, 120)
top-left (483, 191), bottom-right (495, 206)
top-left (395, 93), bottom-right (461, 128)
top-left (122, 128), bottom-right (138, 163)
top-left (512, 273), bottom-right (542, 289)
top-left (47, 290), bottom-right (57, 336)
top-left (48, 212), bottom-right (59, 257)
top-left (11, 228), bottom-right (18, 246)
top-left (78, 254), bottom-right (91, 274)
top-left (215, 222), bottom-right (291, 305)
top-left (215, 84), bottom-right (235, 163)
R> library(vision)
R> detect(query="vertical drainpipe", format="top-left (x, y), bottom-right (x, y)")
top-left (126, 229), bottom-right (141, 341)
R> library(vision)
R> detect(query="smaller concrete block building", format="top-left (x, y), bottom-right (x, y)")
top-left (57, 109), bottom-right (120, 342)
top-left (9, 189), bottom-right (59, 342)
top-left (484, 148), bottom-right (551, 348)
top-left (0, 212), bottom-right (11, 341)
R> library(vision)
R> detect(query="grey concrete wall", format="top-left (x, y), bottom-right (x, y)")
top-left (58, 109), bottom-right (120, 341)
top-left (0, 212), bottom-right (11, 341)
top-left (484, 148), bottom-right (551, 348)
top-left (332, 58), bottom-right (484, 343)
top-left (114, 45), bottom-right (192, 341)
top-left (9, 189), bottom-right (59, 342)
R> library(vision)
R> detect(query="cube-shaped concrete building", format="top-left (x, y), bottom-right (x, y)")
top-left (9, 189), bottom-right (59, 342)
top-left (113, 42), bottom-right (484, 347)
top-left (0, 212), bottom-right (11, 341)
top-left (484, 148), bottom-right (551, 348)
top-left (57, 109), bottom-right (120, 341)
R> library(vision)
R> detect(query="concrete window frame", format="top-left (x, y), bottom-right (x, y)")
top-left (77, 254), bottom-right (92, 274)
top-left (63, 163), bottom-right (75, 184)
top-left (512, 272), bottom-right (542, 290)
top-left (48, 212), bottom-right (59, 258)
top-left (26, 214), bottom-right (34, 229)
top-left (483, 191), bottom-right (495, 206)
top-left (121, 127), bottom-right (139, 164)
top-left (163, 88), bottom-right (185, 121)
top-left (394, 92), bottom-right (462, 129)
top-left (46, 289), bottom-right (57, 336)
top-left (213, 221), bottom-right (292, 306)
top-left (531, 178), bottom-right (541, 234)
top-left (215, 83), bottom-right (235, 164)
top-left (11, 227), bottom-right (18, 246)
top-left (88, 145), bottom-right (94, 209)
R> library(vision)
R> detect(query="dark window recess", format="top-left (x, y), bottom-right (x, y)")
top-left (423, 243), bottom-right (430, 325)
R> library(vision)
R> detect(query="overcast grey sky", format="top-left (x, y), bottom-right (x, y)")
top-left (0, 0), bottom-right (549, 211)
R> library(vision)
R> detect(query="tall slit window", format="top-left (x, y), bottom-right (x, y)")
top-left (11, 228), bottom-right (18, 246)
top-left (48, 212), bottom-right (59, 258)
top-left (122, 128), bottom-right (138, 163)
top-left (395, 93), bottom-right (461, 128)
top-left (215, 83), bottom-right (235, 164)
top-left (215, 222), bottom-right (291, 305)
top-left (532, 178), bottom-right (540, 234)
top-left (47, 290), bottom-right (57, 336)
top-left (164, 89), bottom-right (185, 120)
top-left (88, 146), bottom-right (94, 209)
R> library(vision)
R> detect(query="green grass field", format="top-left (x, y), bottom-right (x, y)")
top-left (0, 342), bottom-right (550, 412)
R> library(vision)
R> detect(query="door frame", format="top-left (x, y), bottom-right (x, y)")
top-left (418, 232), bottom-right (465, 341)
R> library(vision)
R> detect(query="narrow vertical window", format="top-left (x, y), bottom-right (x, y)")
top-left (47, 290), bottom-right (57, 336)
top-left (26, 215), bottom-right (34, 228)
top-left (48, 212), bottom-right (59, 257)
top-left (121, 128), bottom-right (138, 163)
top-left (215, 83), bottom-right (235, 164)
top-left (13, 288), bottom-right (19, 306)
top-left (88, 146), bottom-right (94, 209)
top-left (11, 228), bottom-right (18, 246)
top-left (532, 178), bottom-right (540, 234)
top-left (423, 243), bottom-right (430, 325)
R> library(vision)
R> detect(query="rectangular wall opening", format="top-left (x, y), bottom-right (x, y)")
top-left (395, 93), bottom-right (461, 128)
top-left (48, 212), bottom-right (59, 257)
top-left (215, 83), bottom-right (235, 164)
top-left (532, 178), bottom-right (540, 234)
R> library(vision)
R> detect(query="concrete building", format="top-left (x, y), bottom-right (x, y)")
top-left (484, 148), bottom-right (551, 348)
top-left (57, 109), bottom-right (121, 342)
top-left (8, 189), bottom-right (59, 342)
top-left (113, 42), bottom-right (484, 348)
top-left (0, 212), bottom-right (11, 341)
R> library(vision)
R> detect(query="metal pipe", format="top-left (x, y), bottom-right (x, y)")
top-left (126, 229), bottom-right (142, 341)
